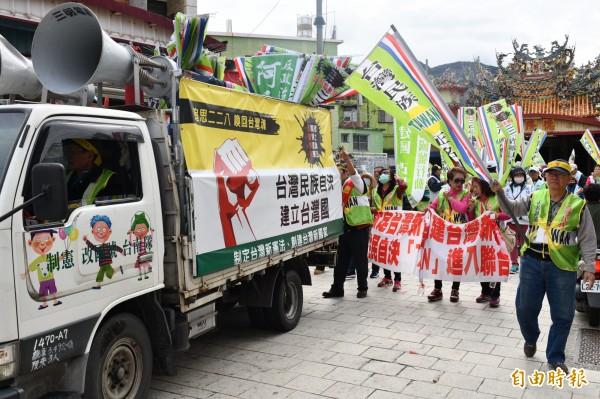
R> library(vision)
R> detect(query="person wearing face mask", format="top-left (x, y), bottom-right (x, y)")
top-left (505, 167), bottom-right (534, 274)
top-left (369, 166), bottom-right (385, 279)
top-left (425, 167), bottom-right (471, 302)
top-left (369, 168), bottom-right (408, 292)
top-left (567, 176), bottom-right (584, 199)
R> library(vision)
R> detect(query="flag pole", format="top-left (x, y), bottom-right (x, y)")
top-left (389, 25), bottom-right (491, 184)
top-left (495, 187), bottom-right (530, 245)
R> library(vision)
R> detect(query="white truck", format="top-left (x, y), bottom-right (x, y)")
top-left (0, 3), bottom-right (342, 398)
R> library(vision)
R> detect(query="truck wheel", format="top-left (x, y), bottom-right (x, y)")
top-left (268, 269), bottom-right (303, 332)
top-left (84, 313), bottom-right (152, 399)
top-left (247, 306), bottom-right (270, 328)
top-left (589, 308), bottom-right (600, 327)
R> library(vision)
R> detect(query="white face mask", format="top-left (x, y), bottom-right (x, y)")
top-left (513, 176), bottom-right (525, 184)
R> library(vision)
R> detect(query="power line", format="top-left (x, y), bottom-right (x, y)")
top-left (247, 0), bottom-right (283, 36)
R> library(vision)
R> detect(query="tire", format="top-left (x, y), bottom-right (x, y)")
top-left (247, 306), bottom-right (270, 328)
top-left (589, 308), bottom-right (600, 327)
top-left (267, 269), bottom-right (303, 332)
top-left (576, 298), bottom-right (588, 313)
top-left (84, 313), bottom-right (152, 399)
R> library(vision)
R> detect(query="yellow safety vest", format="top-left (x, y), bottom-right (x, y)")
top-left (342, 179), bottom-right (373, 227)
top-left (473, 195), bottom-right (499, 218)
top-left (436, 189), bottom-right (469, 224)
top-left (371, 185), bottom-right (403, 211)
top-left (523, 190), bottom-right (585, 271)
top-left (67, 169), bottom-right (115, 206)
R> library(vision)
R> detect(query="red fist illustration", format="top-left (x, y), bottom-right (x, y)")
top-left (214, 139), bottom-right (260, 247)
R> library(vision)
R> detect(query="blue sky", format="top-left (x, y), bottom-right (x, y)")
top-left (198, 0), bottom-right (599, 67)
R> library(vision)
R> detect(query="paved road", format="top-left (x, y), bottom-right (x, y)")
top-left (150, 268), bottom-right (600, 398)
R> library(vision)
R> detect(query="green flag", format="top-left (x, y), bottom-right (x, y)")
top-left (395, 124), bottom-right (430, 206)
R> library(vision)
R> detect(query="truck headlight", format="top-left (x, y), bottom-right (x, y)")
top-left (0, 342), bottom-right (18, 380)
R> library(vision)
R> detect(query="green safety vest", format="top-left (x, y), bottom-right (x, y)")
top-left (523, 190), bottom-right (585, 271)
top-left (371, 185), bottom-right (403, 211)
top-left (342, 179), bottom-right (373, 227)
top-left (473, 195), bottom-right (499, 218)
top-left (436, 189), bottom-right (469, 224)
top-left (67, 169), bottom-right (115, 206)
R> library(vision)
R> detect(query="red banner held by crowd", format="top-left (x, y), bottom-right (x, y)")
top-left (368, 211), bottom-right (510, 282)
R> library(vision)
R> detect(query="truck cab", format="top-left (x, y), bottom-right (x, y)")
top-left (0, 105), bottom-right (165, 398)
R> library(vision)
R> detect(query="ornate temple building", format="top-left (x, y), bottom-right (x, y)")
top-left (463, 36), bottom-right (600, 170)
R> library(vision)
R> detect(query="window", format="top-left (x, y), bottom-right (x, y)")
top-left (23, 120), bottom-right (144, 222)
top-left (343, 107), bottom-right (358, 122)
top-left (341, 133), bottom-right (349, 143)
top-left (378, 110), bottom-right (393, 123)
top-left (0, 110), bottom-right (28, 191)
top-left (353, 134), bottom-right (368, 152)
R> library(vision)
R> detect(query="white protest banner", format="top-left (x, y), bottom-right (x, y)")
top-left (369, 210), bottom-right (510, 282)
top-left (368, 211), bottom-right (424, 274)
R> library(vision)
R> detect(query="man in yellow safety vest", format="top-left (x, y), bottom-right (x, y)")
top-left (491, 159), bottom-right (596, 373)
top-left (63, 139), bottom-right (122, 206)
top-left (323, 149), bottom-right (374, 299)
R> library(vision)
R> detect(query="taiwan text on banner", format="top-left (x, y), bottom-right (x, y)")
top-left (368, 211), bottom-right (424, 274)
top-left (368, 210), bottom-right (510, 282)
top-left (346, 26), bottom-right (490, 183)
top-left (421, 211), bottom-right (510, 282)
top-left (521, 128), bottom-right (547, 168)
top-left (478, 99), bottom-right (522, 183)
top-left (458, 107), bottom-right (484, 157)
top-left (580, 129), bottom-right (600, 164)
top-left (179, 79), bottom-right (344, 276)
top-left (395, 124), bottom-right (430, 206)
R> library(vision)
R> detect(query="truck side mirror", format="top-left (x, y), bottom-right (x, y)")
top-left (32, 163), bottom-right (67, 221)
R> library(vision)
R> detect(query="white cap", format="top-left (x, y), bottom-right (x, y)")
top-left (485, 160), bottom-right (497, 169)
top-left (529, 166), bottom-right (540, 173)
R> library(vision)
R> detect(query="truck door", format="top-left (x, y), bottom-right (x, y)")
top-left (14, 117), bottom-right (163, 374)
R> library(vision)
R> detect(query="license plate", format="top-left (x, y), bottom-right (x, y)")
top-left (581, 280), bottom-right (600, 293)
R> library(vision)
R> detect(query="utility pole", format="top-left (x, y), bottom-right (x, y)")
top-left (314, 0), bottom-right (325, 54)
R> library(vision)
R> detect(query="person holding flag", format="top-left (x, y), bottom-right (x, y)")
top-left (491, 159), bottom-right (596, 373)
top-left (425, 166), bottom-right (471, 302)
top-left (505, 167), bottom-right (534, 274)
top-left (323, 149), bottom-right (373, 299)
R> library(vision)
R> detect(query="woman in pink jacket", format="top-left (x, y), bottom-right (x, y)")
top-left (425, 167), bottom-right (471, 303)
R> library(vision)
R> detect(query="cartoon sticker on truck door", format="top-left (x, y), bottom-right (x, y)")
top-left (127, 211), bottom-right (154, 280)
top-left (82, 214), bottom-right (124, 289)
top-left (21, 230), bottom-right (64, 310)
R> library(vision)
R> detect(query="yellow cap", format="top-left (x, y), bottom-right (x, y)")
top-left (545, 160), bottom-right (571, 175)
top-left (71, 139), bottom-right (102, 167)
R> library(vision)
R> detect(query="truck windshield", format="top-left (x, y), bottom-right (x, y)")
top-left (0, 110), bottom-right (28, 190)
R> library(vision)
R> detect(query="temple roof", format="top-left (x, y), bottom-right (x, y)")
top-left (463, 37), bottom-right (600, 117)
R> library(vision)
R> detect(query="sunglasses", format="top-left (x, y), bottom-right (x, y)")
top-left (453, 178), bottom-right (466, 184)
